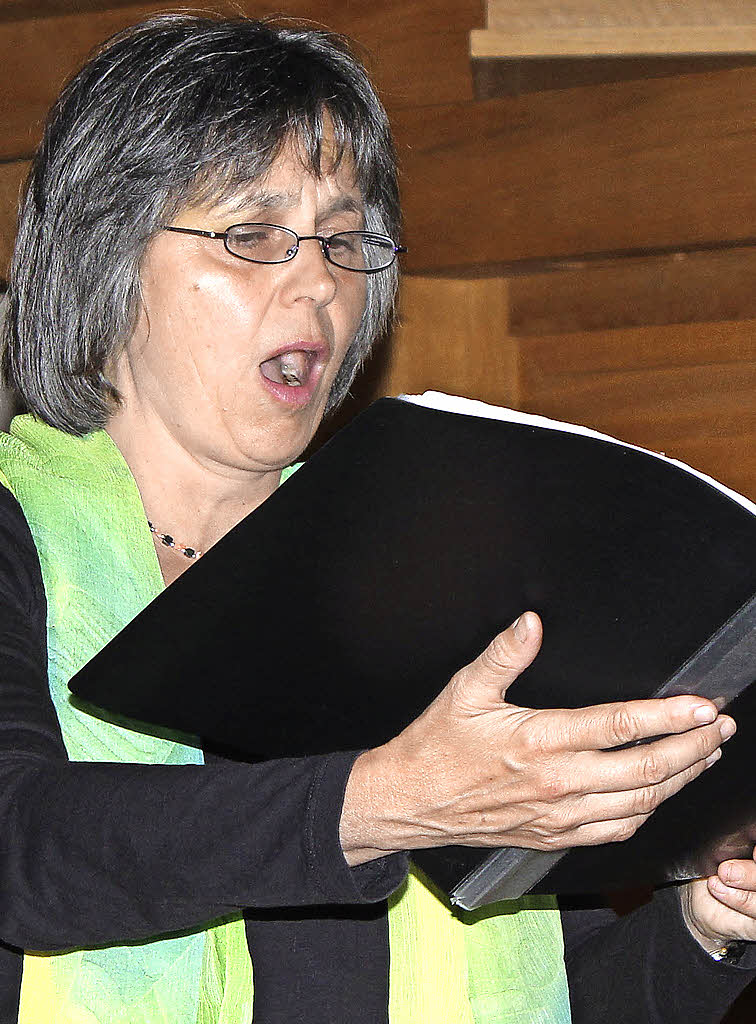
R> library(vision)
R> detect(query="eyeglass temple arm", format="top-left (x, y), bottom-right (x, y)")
top-left (163, 226), bottom-right (224, 240)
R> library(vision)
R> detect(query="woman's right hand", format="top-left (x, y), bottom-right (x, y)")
top-left (339, 611), bottom-right (734, 865)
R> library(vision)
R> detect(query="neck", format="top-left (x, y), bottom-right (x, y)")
top-left (106, 408), bottom-right (282, 559)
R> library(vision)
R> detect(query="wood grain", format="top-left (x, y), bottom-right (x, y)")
top-left (377, 274), bottom-right (517, 407)
top-left (472, 54), bottom-right (756, 98)
top-left (0, 0), bottom-right (482, 161)
top-left (471, 26), bottom-right (756, 58)
top-left (519, 318), bottom-right (756, 498)
top-left (394, 67), bottom-right (756, 272)
top-left (0, 160), bottom-right (27, 277)
top-left (485, 0), bottom-right (756, 31)
top-left (509, 248), bottom-right (756, 335)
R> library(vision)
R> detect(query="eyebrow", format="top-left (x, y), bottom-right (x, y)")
top-left (219, 189), bottom-right (365, 222)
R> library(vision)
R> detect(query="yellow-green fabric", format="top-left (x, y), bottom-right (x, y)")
top-left (0, 414), bottom-right (572, 1024)
top-left (389, 869), bottom-right (571, 1024)
top-left (0, 416), bottom-right (255, 1024)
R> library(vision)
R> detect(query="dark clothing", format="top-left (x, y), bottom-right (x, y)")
top-left (0, 483), bottom-right (753, 1022)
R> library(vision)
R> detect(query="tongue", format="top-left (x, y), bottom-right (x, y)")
top-left (260, 351), bottom-right (310, 386)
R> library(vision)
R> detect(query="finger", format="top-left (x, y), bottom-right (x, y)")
top-left (449, 612), bottom-right (543, 712)
top-left (569, 717), bottom-right (732, 795)
top-left (540, 695), bottom-right (727, 753)
top-left (718, 860), bottom-right (756, 891)
top-left (537, 811), bottom-right (653, 849)
top-left (533, 747), bottom-right (718, 838)
top-left (707, 877), bottom-right (756, 928)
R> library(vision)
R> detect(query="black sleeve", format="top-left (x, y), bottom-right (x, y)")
top-left (0, 487), bottom-right (407, 951)
top-left (562, 887), bottom-right (756, 1023)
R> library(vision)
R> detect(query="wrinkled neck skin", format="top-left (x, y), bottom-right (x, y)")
top-left (105, 397), bottom-right (283, 585)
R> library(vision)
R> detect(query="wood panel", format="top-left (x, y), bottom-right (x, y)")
top-left (471, 26), bottom-right (756, 58)
top-left (0, 160), bottom-right (26, 276)
top-left (472, 0), bottom-right (756, 90)
top-left (486, 0), bottom-right (756, 30)
top-left (472, 53), bottom-right (756, 98)
top-left (509, 247), bottom-right (756, 336)
top-left (311, 273), bottom-right (516, 448)
top-left (476, 0), bottom-right (756, 55)
top-left (395, 67), bottom-right (756, 272)
top-left (2, 13), bottom-right (754, 279)
top-left (0, 0), bottom-right (154, 19)
top-left (376, 274), bottom-right (516, 406)
top-left (519, 319), bottom-right (756, 498)
top-left (0, 0), bottom-right (482, 162)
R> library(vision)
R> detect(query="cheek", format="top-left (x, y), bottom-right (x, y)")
top-left (178, 273), bottom-right (269, 358)
top-left (337, 277), bottom-right (368, 349)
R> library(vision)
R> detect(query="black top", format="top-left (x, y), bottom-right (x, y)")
top-left (0, 482), bottom-right (753, 1023)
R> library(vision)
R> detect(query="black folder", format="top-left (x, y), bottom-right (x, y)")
top-left (70, 396), bottom-right (756, 908)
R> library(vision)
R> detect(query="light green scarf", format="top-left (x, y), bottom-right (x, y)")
top-left (0, 414), bottom-right (571, 1024)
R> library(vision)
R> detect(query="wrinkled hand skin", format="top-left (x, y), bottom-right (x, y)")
top-left (340, 611), bottom-right (733, 867)
top-left (681, 849), bottom-right (756, 950)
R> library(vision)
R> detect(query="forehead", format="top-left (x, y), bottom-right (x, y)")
top-left (179, 140), bottom-right (364, 224)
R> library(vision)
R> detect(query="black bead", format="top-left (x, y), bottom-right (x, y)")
top-left (161, 535), bottom-right (174, 547)
top-left (183, 547), bottom-right (196, 559)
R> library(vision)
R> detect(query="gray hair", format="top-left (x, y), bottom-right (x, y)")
top-left (2, 14), bottom-right (400, 435)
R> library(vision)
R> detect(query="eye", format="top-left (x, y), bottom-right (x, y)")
top-left (328, 233), bottom-right (359, 256)
top-left (225, 224), bottom-right (295, 263)
top-left (231, 226), bottom-right (276, 248)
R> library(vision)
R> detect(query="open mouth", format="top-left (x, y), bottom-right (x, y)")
top-left (260, 350), bottom-right (318, 389)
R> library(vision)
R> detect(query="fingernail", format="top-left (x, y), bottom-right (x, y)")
top-left (513, 615), bottom-right (529, 643)
top-left (720, 719), bottom-right (736, 741)
top-left (704, 748), bottom-right (722, 768)
top-left (693, 705), bottom-right (717, 724)
top-left (724, 864), bottom-right (744, 884)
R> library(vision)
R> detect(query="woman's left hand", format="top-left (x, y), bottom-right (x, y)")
top-left (680, 848), bottom-right (756, 951)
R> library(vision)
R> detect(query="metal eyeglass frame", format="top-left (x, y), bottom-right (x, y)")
top-left (163, 223), bottom-right (407, 273)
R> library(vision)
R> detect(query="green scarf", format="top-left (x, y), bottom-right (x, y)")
top-left (0, 415), bottom-right (571, 1024)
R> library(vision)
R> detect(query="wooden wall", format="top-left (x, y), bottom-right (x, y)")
top-left (370, 274), bottom-right (756, 501)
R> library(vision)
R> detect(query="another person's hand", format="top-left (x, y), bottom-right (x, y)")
top-left (680, 851), bottom-right (756, 953)
top-left (340, 611), bottom-right (733, 865)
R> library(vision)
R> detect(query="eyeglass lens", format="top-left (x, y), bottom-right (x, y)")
top-left (225, 224), bottom-right (397, 271)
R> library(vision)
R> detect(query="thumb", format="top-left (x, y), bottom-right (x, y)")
top-left (449, 611), bottom-right (543, 713)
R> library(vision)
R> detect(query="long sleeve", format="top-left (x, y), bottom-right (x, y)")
top-left (0, 487), bottom-right (407, 952)
top-left (562, 888), bottom-right (756, 1023)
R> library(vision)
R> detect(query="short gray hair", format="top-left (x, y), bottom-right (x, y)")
top-left (3, 14), bottom-right (401, 435)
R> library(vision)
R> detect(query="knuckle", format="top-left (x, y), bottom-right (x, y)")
top-left (730, 887), bottom-right (750, 907)
top-left (696, 729), bottom-right (719, 759)
top-left (632, 785), bottom-right (660, 816)
top-left (539, 771), bottom-right (570, 801)
top-left (519, 725), bottom-right (549, 758)
top-left (610, 816), bottom-right (644, 843)
top-left (538, 830), bottom-right (570, 851)
top-left (483, 632), bottom-right (517, 672)
top-left (638, 751), bottom-right (669, 787)
top-left (607, 705), bottom-right (637, 746)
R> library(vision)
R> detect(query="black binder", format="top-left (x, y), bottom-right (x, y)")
top-left (70, 396), bottom-right (756, 908)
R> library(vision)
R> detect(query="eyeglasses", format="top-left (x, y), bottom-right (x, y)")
top-left (163, 223), bottom-right (406, 273)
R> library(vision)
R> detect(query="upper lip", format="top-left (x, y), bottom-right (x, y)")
top-left (261, 339), bottom-right (330, 363)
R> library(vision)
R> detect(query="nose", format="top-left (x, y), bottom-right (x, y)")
top-left (279, 235), bottom-right (337, 308)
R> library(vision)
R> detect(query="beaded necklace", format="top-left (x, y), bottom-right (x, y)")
top-left (147, 520), bottom-right (202, 560)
